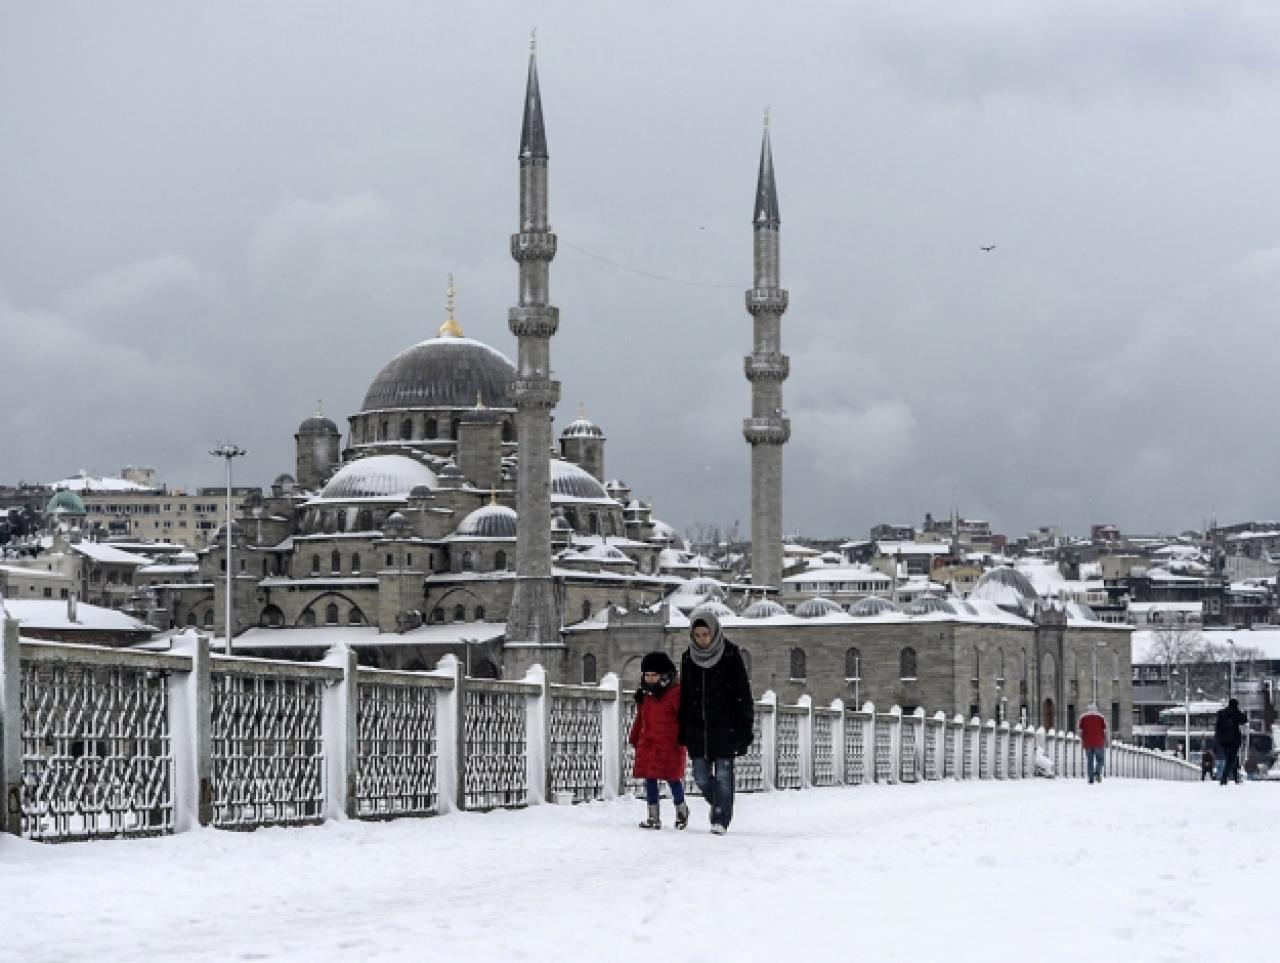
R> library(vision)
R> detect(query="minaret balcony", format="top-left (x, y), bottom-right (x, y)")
top-left (508, 306), bottom-right (560, 338)
top-left (743, 353), bottom-right (790, 382)
top-left (510, 378), bottom-right (562, 410)
top-left (745, 287), bottom-right (789, 315)
top-left (510, 232), bottom-right (558, 261)
top-left (742, 417), bottom-right (791, 446)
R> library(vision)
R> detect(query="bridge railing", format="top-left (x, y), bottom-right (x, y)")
top-left (0, 626), bottom-right (1199, 843)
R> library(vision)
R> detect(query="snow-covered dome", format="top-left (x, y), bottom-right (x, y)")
top-left (550, 459), bottom-right (609, 500)
top-left (297, 413), bottom-right (339, 435)
top-left (561, 412), bottom-right (604, 438)
top-left (583, 543), bottom-right (630, 562)
top-left (1065, 600), bottom-right (1101, 622)
top-left (455, 504), bottom-right (518, 538)
top-left (319, 455), bottom-right (438, 500)
top-left (909, 595), bottom-right (955, 616)
top-left (684, 577), bottom-right (726, 600)
top-left (360, 336), bottom-right (515, 411)
top-left (435, 462), bottom-right (468, 490)
top-left (690, 601), bottom-right (734, 620)
top-left (795, 597), bottom-right (843, 618)
top-left (970, 567), bottom-right (1039, 612)
top-left (648, 519), bottom-right (686, 549)
top-left (742, 599), bottom-right (787, 619)
top-left (850, 596), bottom-right (900, 617)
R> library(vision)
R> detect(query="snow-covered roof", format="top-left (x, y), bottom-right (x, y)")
top-left (72, 543), bottom-right (150, 566)
top-left (5, 599), bottom-right (151, 632)
top-left (49, 473), bottom-right (155, 493)
top-left (873, 541), bottom-right (950, 556)
top-left (211, 621), bottom-right (508, 650)
top-left (783, 567), bottom-right (890, 585)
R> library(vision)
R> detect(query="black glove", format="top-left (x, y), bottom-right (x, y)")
top-left (633, 689), bottom-right (645, 705)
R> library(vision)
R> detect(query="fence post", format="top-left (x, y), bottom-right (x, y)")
top-left (797, 694), bottom-right (814, 789)
top-left (760, 690), bottom-right (778, 791)
top-left (525, 663), bottom-right (549, 806)
top-left (321, 644), bottom-right (358, 820)
top-left (599, 672), bottom-right (621, 801)
top-left (431, 654), bottom-right (463, 814)
top-left (168, 629), bottom-right (211, 830)
top-left (886, 705), bottom-right (901, 786)
top-left (1, 617), bottom-right (21, 836)
top-left (830, 698), bottom-right (846, 785)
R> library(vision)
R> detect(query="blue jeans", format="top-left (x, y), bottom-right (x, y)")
top-left (644, 778), bottom-right (686, 806)
top-left (691, 757), bottom-right (735, 828)
top-left (1086, 747), bottom-right (1105, 782)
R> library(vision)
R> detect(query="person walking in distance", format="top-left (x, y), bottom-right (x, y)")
top-left (1078, 702), bottom-right (1107, 784)
top-left (1215, 697), bottom-right (1248, 786)
top-left (629, 651), bottom-right (689, 830)
top-left (678, 612), bottom-right (754, 835)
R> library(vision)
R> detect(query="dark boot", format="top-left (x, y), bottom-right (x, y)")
top-left (638, 804), bottom-right (661, 830)
top-left (674, 801), bottom-right (690, 830)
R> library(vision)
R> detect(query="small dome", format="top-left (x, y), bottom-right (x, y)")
top-left (456, 504), bottom-right (518, 539)
top-left (298, 414), bottom-right (339, 435)
top-left (272, 472), bottom-right (296, 489)
top-left (685, 577), bottom-right (725, 600)
top-left (319, 455), bottom-right (438, 500)
top-left (604, 479), bottom-right (627, 492)
top-left (550, 459), bottom-right (609, 500)
top-left (46, 490), bottom-right (86, 515)
top-left (909, 595), bottom-right (955, 616)
top-left (409, 485), bottom-right (433, 499)
top-left (742, 599), bottom-right (787, 619)
top-left (561, 411), bottom-right (604, 439)
top-left (690, 601), bottom-right (734, 620)
top-left (795, 597), bottom-right (843, 618)
top-left (970, 567), bottom-right (1039, 612)
top-left (436, 462), bottom-right (466, 490)
top-left (551, 514), bottom-right (573, 531)
top-left (361, 337), bottom-right (515, 411)
top-left (850, 596), bottom-right (901, 617)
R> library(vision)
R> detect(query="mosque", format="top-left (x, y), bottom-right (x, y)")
top-left (197, 43), bottom-right (1131, 737)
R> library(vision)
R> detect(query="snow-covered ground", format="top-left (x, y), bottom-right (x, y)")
top-left (2, 779), bottom-right (1272, 962)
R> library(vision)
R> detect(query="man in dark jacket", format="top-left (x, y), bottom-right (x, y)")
top-left (678, 612), bottom-right (754, 835)
top-left (1215, 698), bottom-right (1248, 785)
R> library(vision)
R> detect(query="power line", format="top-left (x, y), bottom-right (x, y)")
top-left (558, 239), bottom-right (743, 289)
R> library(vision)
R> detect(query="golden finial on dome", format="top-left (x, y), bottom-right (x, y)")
top-left (439, 273), bottom-right (464, 338)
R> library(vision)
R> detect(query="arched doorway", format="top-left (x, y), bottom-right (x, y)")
top-left (1042, 697), bottom-right (1055, 731)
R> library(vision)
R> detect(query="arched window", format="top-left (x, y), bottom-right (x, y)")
top-left (400, 418), bottom-right (412, 440)
top-left (900, 647), bottom-right (918, 680)
top-left (474, 605), bottom-right (485, 621)
top-left (261, 605), bottom-right (284, 627)
top-left (330, 550), bottom-right (341, 575)
top-left (845, 647), bottom-right (861, 679)
top-left (186, 611), bottom-right (197, 627)
top-left (351, 553), bottom-right (361, 574)
top-left (432, 607), bottom-right (444, 623)
top-left (202, 610), bottom-right (213, 628)
top-left (472, 658), bottom-right (499, 680)
top-left (261, 559), bottom-right (269, 577)
top-left (348, 607), bottom-right (364, 625)
top-left (379, 419), bottom-right (388, 440)
top-left (494, 550), bottom-right (507, 570)
top-left (311, 554), bottom-right (320, 576)
top-left (426, 418), bottom-right (438, 439)
top-left (461, 551), bottom-right (474, 572)
top-left (325, 603), bottom-right (339, 625)
top-left (502, 420), bottom-right (514, 442)
top-left (582, 653), bottom-right (598, 685)
top-left (790, 647), bottom-right (806, 680)
top-left (300, 609), bottom-right (316, 627)
top-left (589, 513), bottom-right (600, 535)
top-left (358, 509), bottom-right (373, 531)
top-left (453, 604), bottom-right (466, 622)
top-left (581, 599), bottom-right (592, 622)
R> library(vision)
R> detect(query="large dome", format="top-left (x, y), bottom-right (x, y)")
top-left (319, 455), bottom-right (438, 499)
top-left (970, 567), bottom-right (1039, 611)
top-left (360, 336), bottom-right (515, 411)
top-left (455, 504), bottom-right (518, 538)
top-left (550, 459), bottom-right (609, 500)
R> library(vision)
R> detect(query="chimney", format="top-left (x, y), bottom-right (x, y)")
top-left (67, 592), bottom-right (78, 624)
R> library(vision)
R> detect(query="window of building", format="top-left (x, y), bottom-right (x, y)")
top-left (348, 608), bottom-right (364, 626)
top-left (790, 647), bottom-right (806, 680)
top-left (461, 551), bottom-right (474, 572)
top-left (581, 599), bottom-right (592, 622)
top-left (845, 647), bottom-right (861, 679)
top-left (494, 550), bottom-right (507, 570)
top-left (351, 553), bottom-right (361, 574)
top-left (325, 603), bottom-right (339, 625)
top-left (426, 418), bottom-right (438, 439)
top-left (311, 555), bottom-right (320, 576)
top-left (400, 418), bottom-right (412, 440)
top-left (582, 653), bottom-right (598, 685)
top-left (453, 604), bottom-right (466, 622)
top-left (386, 553), bottom-right (394, 567)
top-left (432, 607), bottom-right (444, 623)
top-left (331, 551), bottom-right (341, 575)
top-left (406, 553), bottom-right (412, 567)
top-left (474, 605), bottom-right (485, 621)
top-left (900, 647), bottom-right (918, 680)
top-left (301, 609), bottom-right (316, 627)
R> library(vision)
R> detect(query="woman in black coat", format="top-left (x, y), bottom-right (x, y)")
top-left (678, 612), bottom-right (754, 834)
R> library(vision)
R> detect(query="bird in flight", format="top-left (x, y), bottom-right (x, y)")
top-left (980, 245), bottom-right (996, 252)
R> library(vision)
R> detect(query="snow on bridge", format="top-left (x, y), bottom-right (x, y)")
top-left (1, 778), bottom-right (1271, 963)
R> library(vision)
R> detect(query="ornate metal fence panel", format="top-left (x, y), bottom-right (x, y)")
top-left (549, 692), bottom-right (604, 803)
top-left (621, 694), bottom-right (641, 796)
top-left (873, 717), bottom-right (893, 782)
top-left (1024, 734), bottom-right (1037, 777)
top-left (210, 669), bottom-right (326, 829)
top-left (962, 726), bottom-right (975, 779)
top-left (734, 707), bottom-right (766, 793)
top-left (979, 729), bottom-right (992, 779)
top-left (944, 724), bottom-right (957, 779)
top-left (20, 658), bottom-right (173, 842)
top-left (845, 713), bottom-right (867, 785)
top-left (993, 730), bottom-right (1005, 779)
top-left (463, 684), bottom-right (528, 809)
top-left (899, 720), bottom-right (919, 783)
top-left (1006, 731), bottom-right (1019, 780)
top-left (923, 719), bottom-right (941, 780)
top-left (355, 678), bottom-right (438, 818)
top-left (812, 711), bottom-right (836, 787)
top-left (775, 709), bottom-right (802, 789)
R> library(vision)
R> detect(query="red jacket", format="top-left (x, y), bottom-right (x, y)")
top-left (1077, 710), bottom-right (1107, 749)
top-left (629, 684), bottom-right (687, 781)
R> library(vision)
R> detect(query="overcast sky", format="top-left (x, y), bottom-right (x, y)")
top-left (4, 1), bottom-right (1280, 542)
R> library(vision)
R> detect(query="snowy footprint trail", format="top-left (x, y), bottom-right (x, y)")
top-left (2, 779), bottom-right (1272, 962)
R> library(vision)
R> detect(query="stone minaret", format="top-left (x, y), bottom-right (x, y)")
top-left (742, 114), bottom-right (790, 593)
top-left (505, 36), bottom-right (563, 662)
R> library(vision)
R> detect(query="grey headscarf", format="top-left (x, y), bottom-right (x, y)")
top-left (688, 612), bottom-right (725, 669)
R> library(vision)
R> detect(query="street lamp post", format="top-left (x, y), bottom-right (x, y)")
top-left (210, 444), bottom-right (246, 656)
top-left (1172, 665), bottom-right (1191, 760)
top-left (1227, 638), bottom-right (1235, 701)
top-left (1090, 641), bottom-right (1109, 705)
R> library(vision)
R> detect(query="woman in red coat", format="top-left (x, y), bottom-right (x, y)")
top-left (629, 651), bottom-right (689, 830)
